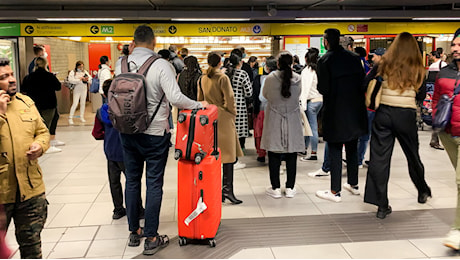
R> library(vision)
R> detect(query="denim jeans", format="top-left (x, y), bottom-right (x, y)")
top-left (304, 101), bottom-right (323, 152)
top-left (358, 110), bottom-right (375, 165)
top-left (120, 132), bottom-right (171, 237)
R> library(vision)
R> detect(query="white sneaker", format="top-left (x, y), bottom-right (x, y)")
top-left (46, 146), bottom-right (62, 154)
top-left (316, 190), bottom-right (341, 202)
top-left (266, 187), bottom-right (282, 199)
top-left (443, 229), bottom-right (460, 250)
top-left (50, 139), bottom-right (65, 146)
top-left (80, 118), bottom-right (86, 123)
top-left (308, 168), bottom-right (330, 178)
top-left (234, 161), bottom-right (246, 170)
top-left (285, 188), bottom-right (297, 198)
top-left (358, 164), bottom-right (363, 169)
top-left (68, 118), bottom-right (74, 125)
top-left (343, 183), bottom-right (360, 195)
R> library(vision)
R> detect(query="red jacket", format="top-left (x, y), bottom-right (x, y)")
top-left (432, 62), bottom-right (460, 136)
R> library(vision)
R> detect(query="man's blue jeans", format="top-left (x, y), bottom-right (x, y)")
top-left (358, 110), bottom-right (375, 165)
top-left (120, 132), bottom-right (171, 238)
top-left (304, 101), bottom-right (323, 152)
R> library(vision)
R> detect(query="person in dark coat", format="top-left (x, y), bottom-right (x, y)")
top-left (21, 57), bottom-right (63, 153)
top-left (177, 55), bottom-right (201, 101)
top-left (315, 28), bottom-right (367, 203)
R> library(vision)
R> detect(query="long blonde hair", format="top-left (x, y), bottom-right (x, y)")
top-left (377, 32), bottom-right (425, 92)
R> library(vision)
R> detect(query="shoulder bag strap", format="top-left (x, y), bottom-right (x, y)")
top-left (141, 55), bottom-right (163, 126)
top-left (138, 56), bottom-right (159, 76)
top-left (121, 56), bottom-right (129, 73)
top-left (148, 94), bottom-right (165, 126)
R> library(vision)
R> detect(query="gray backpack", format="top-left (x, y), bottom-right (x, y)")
top-left (108, 55), bottom-right (163, 134)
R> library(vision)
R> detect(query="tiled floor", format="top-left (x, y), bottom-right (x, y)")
top-left (4, 104), bottom-right (460, 259)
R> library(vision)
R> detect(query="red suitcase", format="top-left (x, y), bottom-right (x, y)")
top-left (177, 151), bottom-right (221, 247)
top-left (174, 105), bottom-right (218, 164)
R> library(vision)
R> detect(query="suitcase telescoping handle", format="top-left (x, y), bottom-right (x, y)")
top-left (211, 120), bottom-right (219, 157)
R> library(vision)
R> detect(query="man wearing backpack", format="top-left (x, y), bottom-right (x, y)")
top-left (114, 25), bottom-right (208, 256)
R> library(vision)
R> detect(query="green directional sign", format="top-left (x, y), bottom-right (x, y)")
top-left (0, 23), bottom-right (21, 36)
top-left (101, 25), bottom-right (114, 34)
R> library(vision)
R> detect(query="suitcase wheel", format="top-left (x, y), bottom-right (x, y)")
top-left (208, 239), bottom-right (216, 247)
top-left (178, 113), bottom-right (187, 123)
top-left (199, 115), bottom-right (209, 125)
top-left (194, 153), bottom-right (203, 164)
top-left (174, 149), bottom-right (182, 160)
top-left (179, 237), bottom-right (187, 246)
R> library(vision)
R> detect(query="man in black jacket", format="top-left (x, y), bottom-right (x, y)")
top-left (316, 28), bottom-right (367, 203)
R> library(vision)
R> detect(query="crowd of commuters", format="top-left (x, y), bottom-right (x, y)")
top-left (3, 24), bottom-right (460, 258)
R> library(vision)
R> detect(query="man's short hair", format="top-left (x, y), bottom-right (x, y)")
top-left (265, 56), bottom-right (277, 72)
top-left (340, 36), bottom-right (354, 49)
top-left (134, 25), bottom-right (154, 45)
top-left (102, 79), bottom-right (113, 96)
top-left (180, 48), bottom-right (188, 55)
top-left (230, 48), bottom-right (243, 58)
top-left (431, 51), bottom-right (441, 59)
top-left (33, 44), bottom-right (45, 56)
top-left (169, 45), bottom-right (178, 52)
top-left (0, 58), bottom-right (10, 67)
top-left (158, 49), bottom-right (171, 60)
top-left (324, 28), bottom-right (341, 49)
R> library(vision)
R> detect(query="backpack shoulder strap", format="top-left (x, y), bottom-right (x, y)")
top-left (138, 56), bottom-right (159, 76)
top-left (121, 56), bottom-right (129, 73)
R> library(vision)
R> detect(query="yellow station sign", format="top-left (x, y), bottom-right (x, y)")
top-left (271, 22), bottom-right (460, 35)
top-left (18, 22), bottom-right (460, 37)
top-left (20, 23), bottom-right (270, 37)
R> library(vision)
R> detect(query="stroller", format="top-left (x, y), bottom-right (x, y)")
top-left (417, 82), bottom-right (434, 131)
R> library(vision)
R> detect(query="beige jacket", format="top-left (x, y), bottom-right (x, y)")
top-left (198, 71), bottom-right (243, 163)
top-left (0, 93), bottom-right (50, 204)
top-left (380, 80), bottom-right (417, 109)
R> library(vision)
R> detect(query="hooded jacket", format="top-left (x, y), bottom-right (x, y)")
top-left (92, 103), bottom-right (124, 162)
top-left (0, 93), bottom-right (50, 204)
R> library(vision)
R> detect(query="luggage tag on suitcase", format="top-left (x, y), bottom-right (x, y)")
top-left (184, 196), bottom-right (207, 226)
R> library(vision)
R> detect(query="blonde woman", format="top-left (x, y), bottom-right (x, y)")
top-left (364, 32), bottom-right (431, 219)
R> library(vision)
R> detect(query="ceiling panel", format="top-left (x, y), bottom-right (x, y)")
top-left (0, 0), bottom-right (457, 20)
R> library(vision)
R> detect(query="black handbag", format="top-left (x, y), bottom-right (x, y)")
top-left (433, 84), bottom-right (460, 130)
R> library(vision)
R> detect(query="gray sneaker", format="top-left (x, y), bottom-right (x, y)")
top-left (143, 235), bottom-right (169, 255)
top-left (128, 228), bottom-right (143, 247)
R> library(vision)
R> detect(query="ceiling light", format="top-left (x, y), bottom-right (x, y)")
top-left (295, 17), bottom-right (371, 21)
top-left (37, 18), bottom-right (123, 21)
top-left (171, 18), bottom-right (250, 22)
top-left (412, 17), bottom-right (460, 20)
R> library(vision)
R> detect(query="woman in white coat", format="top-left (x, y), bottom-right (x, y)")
top-left (68, 61), bottom-right (92, 125)
top-left (98, 56), bottom-right (112, 103)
